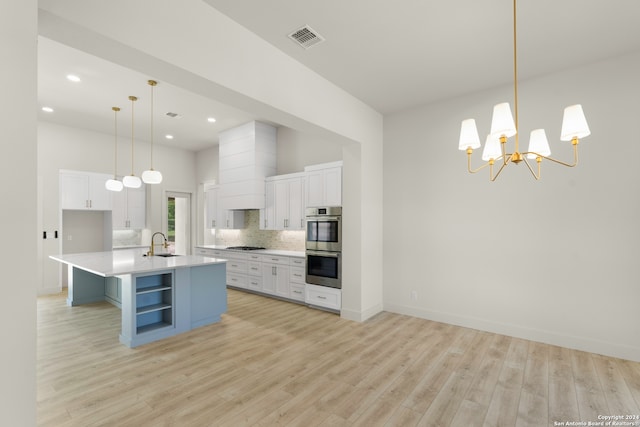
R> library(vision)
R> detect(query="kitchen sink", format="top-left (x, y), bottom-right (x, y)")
top-left (153, 253), bottom-right (180, 257)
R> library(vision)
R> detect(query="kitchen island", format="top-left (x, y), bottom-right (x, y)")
top-left (50, 249), bottom-right (227, 347)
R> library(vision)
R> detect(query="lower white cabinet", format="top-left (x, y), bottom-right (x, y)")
top-left (195, 247), bottom-right (340, 313)
top-left (305, 283), bottom-right (342, 312)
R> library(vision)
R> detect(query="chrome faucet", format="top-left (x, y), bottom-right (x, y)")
top-left (147, 232), bottom-right (169, 256)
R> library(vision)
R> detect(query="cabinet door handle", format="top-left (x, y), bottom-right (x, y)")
top-left (272, 266), bottom-right (276, 275)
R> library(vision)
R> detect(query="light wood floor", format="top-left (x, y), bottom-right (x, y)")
top-left (38, 289), bottom-right (640, 427)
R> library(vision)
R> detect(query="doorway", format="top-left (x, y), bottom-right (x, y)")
top-left (165, 191), bottom-right (191, 255)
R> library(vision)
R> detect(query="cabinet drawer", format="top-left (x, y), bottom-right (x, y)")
top-left (289, 267), bottom-right (305, 283)
top-left (196, 248), bottom-right (224, 257)
top-left (247, 276), bottom-right (262, 292)
top-left (305, 284), bottom-right (341, 311)
top-left (262, 255), bottom-right (289, 265)
top-left (247, 253), bottom-right (263, 262)
top-left (227, 260), bottom-right (248, 274)
top-left (227, 273), bottom-right (247, 289)
top-left (248, 262), bottom-right (262, 276)
top-left (289, 283), bottom-right (305, 302)
top-left (289, 257), bottom-right (305, 267)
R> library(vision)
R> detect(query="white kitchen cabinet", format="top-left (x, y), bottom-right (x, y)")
top-left (60, 170), bottom-right (113, 210)
top-left (304, 161), bottom-right (342, 208)
top-left (112, 185), bottom-right (145, 229)
top-left (288, 257), bottom-right (306, 302)
top-left (305, 283), bottom-right (341, 312)
top-left (260, 173), bottom-right (305, 230)
top-left (262, 261), bottom-right (289, 298)
top-left (259, 180), bottom-right (275, 230)
top-left (205, 186), bottom-right (244, 229)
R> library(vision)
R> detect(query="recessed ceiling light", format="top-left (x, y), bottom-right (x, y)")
top-left (66, 74), bottom-right (81, 82)
top-left (42, 107), bottom-right (54, 113)
top-left (165, 135), bottom-right (174, 140)
top-left (207, 117), bottom-right (217, 123)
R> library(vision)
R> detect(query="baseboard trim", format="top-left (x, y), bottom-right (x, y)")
top-left (384, 302), bottom-right (640, 363)
top-left (341, 302), bottom-right (383, 322)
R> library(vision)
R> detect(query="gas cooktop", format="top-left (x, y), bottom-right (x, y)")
top-left (225, 246), bottom-right (266, 251)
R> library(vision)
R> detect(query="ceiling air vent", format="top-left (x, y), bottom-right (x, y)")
top-left (288, 25), bottom-right (325, 49)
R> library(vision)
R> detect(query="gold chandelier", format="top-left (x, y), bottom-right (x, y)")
top-left (458, 0), bottom-right (591, 181)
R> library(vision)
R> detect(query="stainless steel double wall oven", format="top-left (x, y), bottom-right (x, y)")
top-left (305, 207), bottom-right (342, 289)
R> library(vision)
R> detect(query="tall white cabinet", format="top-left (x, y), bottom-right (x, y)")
top-left (304, 161), bottom-right (342, 207)
top-left (112, 186), bottom-right (146, 229)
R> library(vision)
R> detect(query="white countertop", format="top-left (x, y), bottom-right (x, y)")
top-left (50, 249), bottom-right (227, 277)
top-left (196, 245), bottom-right (305, 258)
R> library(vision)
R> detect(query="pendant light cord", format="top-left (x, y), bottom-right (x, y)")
top-left (129, 96), bottom-right (137, 175)
top-left (112, 107), bottom-right (120, 178)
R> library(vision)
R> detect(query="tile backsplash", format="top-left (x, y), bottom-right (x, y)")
top-left (214, 210), bottom-right (305, 251)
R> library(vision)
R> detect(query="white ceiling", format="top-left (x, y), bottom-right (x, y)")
top-left (38, 0), bottom-right (640, 151)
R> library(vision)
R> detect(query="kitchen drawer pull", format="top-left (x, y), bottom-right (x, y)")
top-left (317, 295), bottom-right (327, 300)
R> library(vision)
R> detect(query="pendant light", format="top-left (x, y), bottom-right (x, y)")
top-left (122, 95), bottom-right (142, 188)
top-left (105, 107), bottom-right (124, 191)
top-left (142, 80), bottom-right (163, 184)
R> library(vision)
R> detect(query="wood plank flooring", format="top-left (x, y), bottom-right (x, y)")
top-left (37, 289), bottom-right (640, 426)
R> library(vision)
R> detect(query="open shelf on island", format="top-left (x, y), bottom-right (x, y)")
top-left (135, 272), bottom-right (173, 334)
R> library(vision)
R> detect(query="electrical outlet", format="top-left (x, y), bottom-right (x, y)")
top-left (411, 290), bottom-right (418, 301)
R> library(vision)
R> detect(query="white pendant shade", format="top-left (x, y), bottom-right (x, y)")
top-left (526, 129), bottom-right (551, 159)
top-left (142, 169), bottom-right (163, 184)
top-left (123, 175), bottom-right (142, 188)
top-left (105, 178), bottom-right (124, 192)
top-left (561, 104), bottom-right (590, 141)
top-left (458, 119), bottom-right (481, 150)
top-left (481, 134), bottom-right (502, 161)
top-left (490, 102), bottom-right (517, 138)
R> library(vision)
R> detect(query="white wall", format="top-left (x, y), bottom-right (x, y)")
top-left (276, 127), bottom-right (344, 175)
top-left (383, 51), bottom-right (640, 362)
top-left (1, 1), bottom-right (37, 424)
top-left (38, 121), bottom-right (197, 294)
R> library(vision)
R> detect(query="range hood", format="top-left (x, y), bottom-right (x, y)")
top-left (218, 121), bottom-right (276, 210)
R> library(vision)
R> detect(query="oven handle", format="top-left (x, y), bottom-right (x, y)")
top-left (306, 250), bottom-right (341, 258)
top-left (305, 216), bottom-right (341, 222)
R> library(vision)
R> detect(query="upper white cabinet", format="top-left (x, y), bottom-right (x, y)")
top-left (60, 170), bottom-right (112, 210)
top-left (205, 186), bottom-right (244, 230)
top-left (260, 172), bottom-right (305, 230)
top-left (304, 161), bottom-right (342, 207)
top-left (112, 185), bottom-right (146, 229)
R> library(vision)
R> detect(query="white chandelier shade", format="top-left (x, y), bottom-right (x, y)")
top-left (481, 134), bottom-right (502, 161)
top-left (490, 102), bottom-right (517, 138)
top-left (561, 104), bottom-right (591, 141)
top-left (458, 119), bottom-right (481, 150)
top-left (526, 129), bottom-right (551, 159)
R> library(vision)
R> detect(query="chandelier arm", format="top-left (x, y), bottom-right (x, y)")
top-left (521, 156), bottom-right (542, 180)
top-left (466, 150), bottom-right (502, 174)
top-left (522, 142), bottom-right (579, 168)
top-left (490, 156), bottom-right (512, 181)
